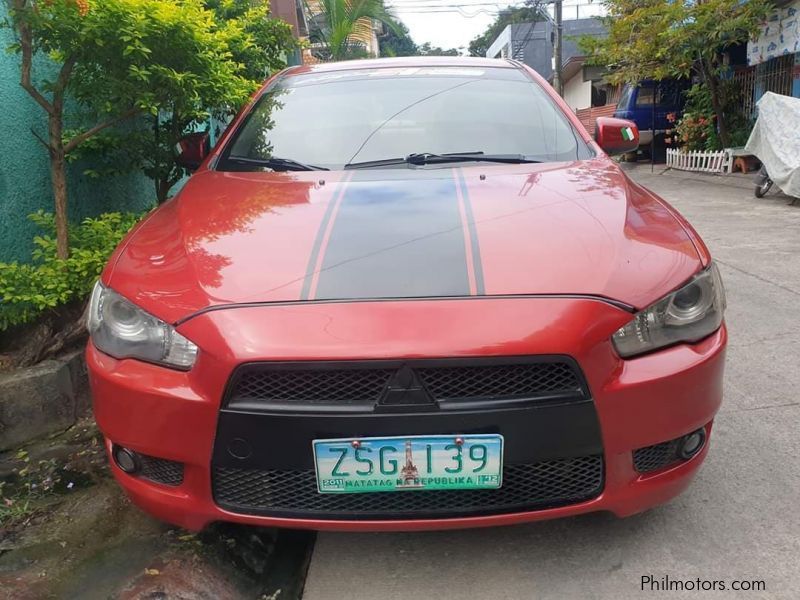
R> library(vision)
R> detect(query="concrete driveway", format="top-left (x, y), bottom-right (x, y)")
top-left (302, 165), bottom-right (800, 600)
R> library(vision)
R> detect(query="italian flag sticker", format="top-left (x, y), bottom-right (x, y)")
top-left (621, 127), bottom-right (635, 141)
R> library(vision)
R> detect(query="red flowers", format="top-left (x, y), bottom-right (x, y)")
top-left (41, 0), bottom-right (89, 16)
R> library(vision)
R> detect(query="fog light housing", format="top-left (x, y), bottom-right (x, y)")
top-left (112, 445), bottom-right (141, 474)
top-left (678, 429), bottom-right (706, 460)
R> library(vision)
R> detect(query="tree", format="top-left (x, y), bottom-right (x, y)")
top-left (581, 0), bottom-right (771, 148)
top-left (5, 0), bottom-right (266, 257)
top-left (379, 19), bottom-right (416, 57)
top-left (468, 3), bottom-right (547, 58)
top-left (417, 42), bottom-right (461, 56)
top-left (66, 1), bottom-right (297, 204)
top-left (206, 0), bottom-right (296, 81)
top-left (379, 22), bottom-right (462, 58)
top-left (310, 0), bottom-right (401, 61)
top-left (134, 0), bottom-right (295, 202)
top-left (7, 0), bottom-right (136, 258)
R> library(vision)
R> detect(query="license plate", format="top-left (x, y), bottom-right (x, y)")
top-left (312, 434), bottom-right (503, 493)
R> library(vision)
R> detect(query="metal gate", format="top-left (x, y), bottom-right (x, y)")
top-left (735, 55), bottom-right (793, 119)
top-left (755, 54), bottom-right (794, 100)
top-left (733, 66), bottom-right (757, 119)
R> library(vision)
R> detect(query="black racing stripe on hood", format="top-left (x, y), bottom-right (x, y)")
top-left (312, 171), bottom-right (471, 300)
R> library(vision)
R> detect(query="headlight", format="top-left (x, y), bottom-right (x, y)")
top-left (612, 263), bottom-right (726, 358)
top-left (87, 282), bottom-right (198, 369)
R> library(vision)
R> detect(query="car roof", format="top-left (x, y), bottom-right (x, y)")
top-left (285, 56), bottom-right (517, 76)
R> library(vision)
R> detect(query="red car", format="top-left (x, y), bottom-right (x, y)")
top-left (87, 57), bottom-right (726, 532)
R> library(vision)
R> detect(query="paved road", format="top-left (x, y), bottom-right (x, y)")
top-left (303, 165), bottom-right (800, 600)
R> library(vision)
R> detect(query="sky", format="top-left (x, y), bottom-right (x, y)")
top-left (387, 0), bottom-right (604, 54)
top-left (387, 0), bottom-right (502, 52)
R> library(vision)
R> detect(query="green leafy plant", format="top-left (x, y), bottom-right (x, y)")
top-left (0, 211), bottom-right (146, 330)
top-left (208, 0), bottom-right (297, 82)
top-left (581, 0), bottom-right (770, 148)
top-left (378, 21), bottom-right (461, 58)
top-left (416, 42), bottom-right (461, 56)
top-left (667, 84), bottom-right (717, 151)
top-left (56, 1), bottom-right (296, 204)
top-left (666, 82), bottom-right (753, 151)
top-left (379, 19), bottom-right (416, 57)
top-left (5, 0), bottom-right (294, 254)
top-left (135, 0), bottom-right (296, 203)
top-left (309, 0), bottom-right (401, 61)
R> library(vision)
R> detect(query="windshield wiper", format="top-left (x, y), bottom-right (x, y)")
top-left (345, 152), bottom-right (541, 169)
top-left (226, 156), bottom-right (329, 171)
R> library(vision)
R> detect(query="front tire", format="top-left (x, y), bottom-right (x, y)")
top-left (755, 166), bottom-right (773, 198)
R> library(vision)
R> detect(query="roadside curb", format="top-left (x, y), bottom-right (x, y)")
top-left (0, 349), bottom-right (90, 451)
top-left (622, 163), bottom-right (757, 191)
top-left (661, 169), bottom-right (756, 191)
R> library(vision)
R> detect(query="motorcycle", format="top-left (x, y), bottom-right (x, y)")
top-left (745, 92), bottom-right (800, 202)
top-left (754, 165), bottom-right (773, 198)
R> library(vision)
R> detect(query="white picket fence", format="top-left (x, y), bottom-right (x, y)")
top-left (666, 148), bottom-right (733, 174)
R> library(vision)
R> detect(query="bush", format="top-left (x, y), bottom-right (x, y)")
top-left (0, 211), bottom-right (147, 330)
top-left (667, 83), bottom-right (753, 151)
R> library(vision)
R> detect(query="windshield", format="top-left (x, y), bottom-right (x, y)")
top-left (616, 84), bottom-right (634, 111)
top-left (219, 66), bottom-right (591, 171)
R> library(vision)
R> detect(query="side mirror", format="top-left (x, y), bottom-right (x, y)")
top-left (176, 132), bottom-right (210, 171)
top-left (595, 117), bottom-right (639, 155)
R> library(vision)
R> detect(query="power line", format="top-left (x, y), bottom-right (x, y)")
top-left (388, 2), bottom-right (519, 6)
top-left (385, 0), bottom-right (528, 10)
top-left (386, 2), bottom-right (521, 9)
top-left (390, 7), bottom-right (508, 16)
top-left (385, 0), bottom-right (538, 18)
top-left (386, 1), bottom-right (524, 5)
top-left (386, 0), bottom-right (524, 4)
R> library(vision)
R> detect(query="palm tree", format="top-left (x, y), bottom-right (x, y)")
top-left (309, 0), bottom-right (401, 61)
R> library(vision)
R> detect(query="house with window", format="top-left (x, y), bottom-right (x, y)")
top-left (271, 0), bottom-right (310, 65)
top-left (741, 0), bottom-right (800, 116)
top-left (484, 12), bottom-right (614, 114)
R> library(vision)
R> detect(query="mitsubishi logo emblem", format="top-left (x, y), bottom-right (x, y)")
top-left (378, 365), bottom-right (436, 408)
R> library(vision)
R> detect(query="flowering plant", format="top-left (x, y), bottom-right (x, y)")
top-left (665, 82), bottom-right (752, 151)
top-left (672, 112), bottom-right (716, 151)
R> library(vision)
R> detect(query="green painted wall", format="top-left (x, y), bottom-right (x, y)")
top-left (0, 4), bottom-right (156, 263)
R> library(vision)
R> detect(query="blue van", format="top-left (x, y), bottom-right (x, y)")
top-left (614, 80), bottom-right (691, 148)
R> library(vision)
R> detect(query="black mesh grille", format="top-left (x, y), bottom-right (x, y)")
top-left (212, 456), bottom-right (603, 519)
top-left (226, 359), bottom-right (585, 409)
top-left (417, 362), bottom-right (582, 401)
top-left (139, 454), bottom-right (184, 486)
top-left (233, 368), bottom-right (395, 406)
top-left (633, 439), bottom-right (682, 474)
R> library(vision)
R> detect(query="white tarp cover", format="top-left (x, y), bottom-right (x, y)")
top-left (745, 92), bottom-right (800, 197)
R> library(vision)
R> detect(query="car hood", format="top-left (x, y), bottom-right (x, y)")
top-left (106, 159), bottom-right (702, 324)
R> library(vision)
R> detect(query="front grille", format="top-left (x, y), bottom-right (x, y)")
top-left (139, 454), bottom-right (184, 486)
top-left (633, 439), bottom-right (682, 474)
top-left (233, 367), bottom-right (395, 406)
top-left (416, 362), bottom-right (581, 401)
top-left (212, 456), bottom-right (603, 519)
top-left (225, 358), bottom-right (586, 410)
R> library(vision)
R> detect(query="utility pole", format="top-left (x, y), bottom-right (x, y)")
top-left (552, 0), bottom-right (563, 96)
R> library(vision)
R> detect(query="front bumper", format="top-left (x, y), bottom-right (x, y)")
top-left (89, 297), bottom-right (726, 531)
